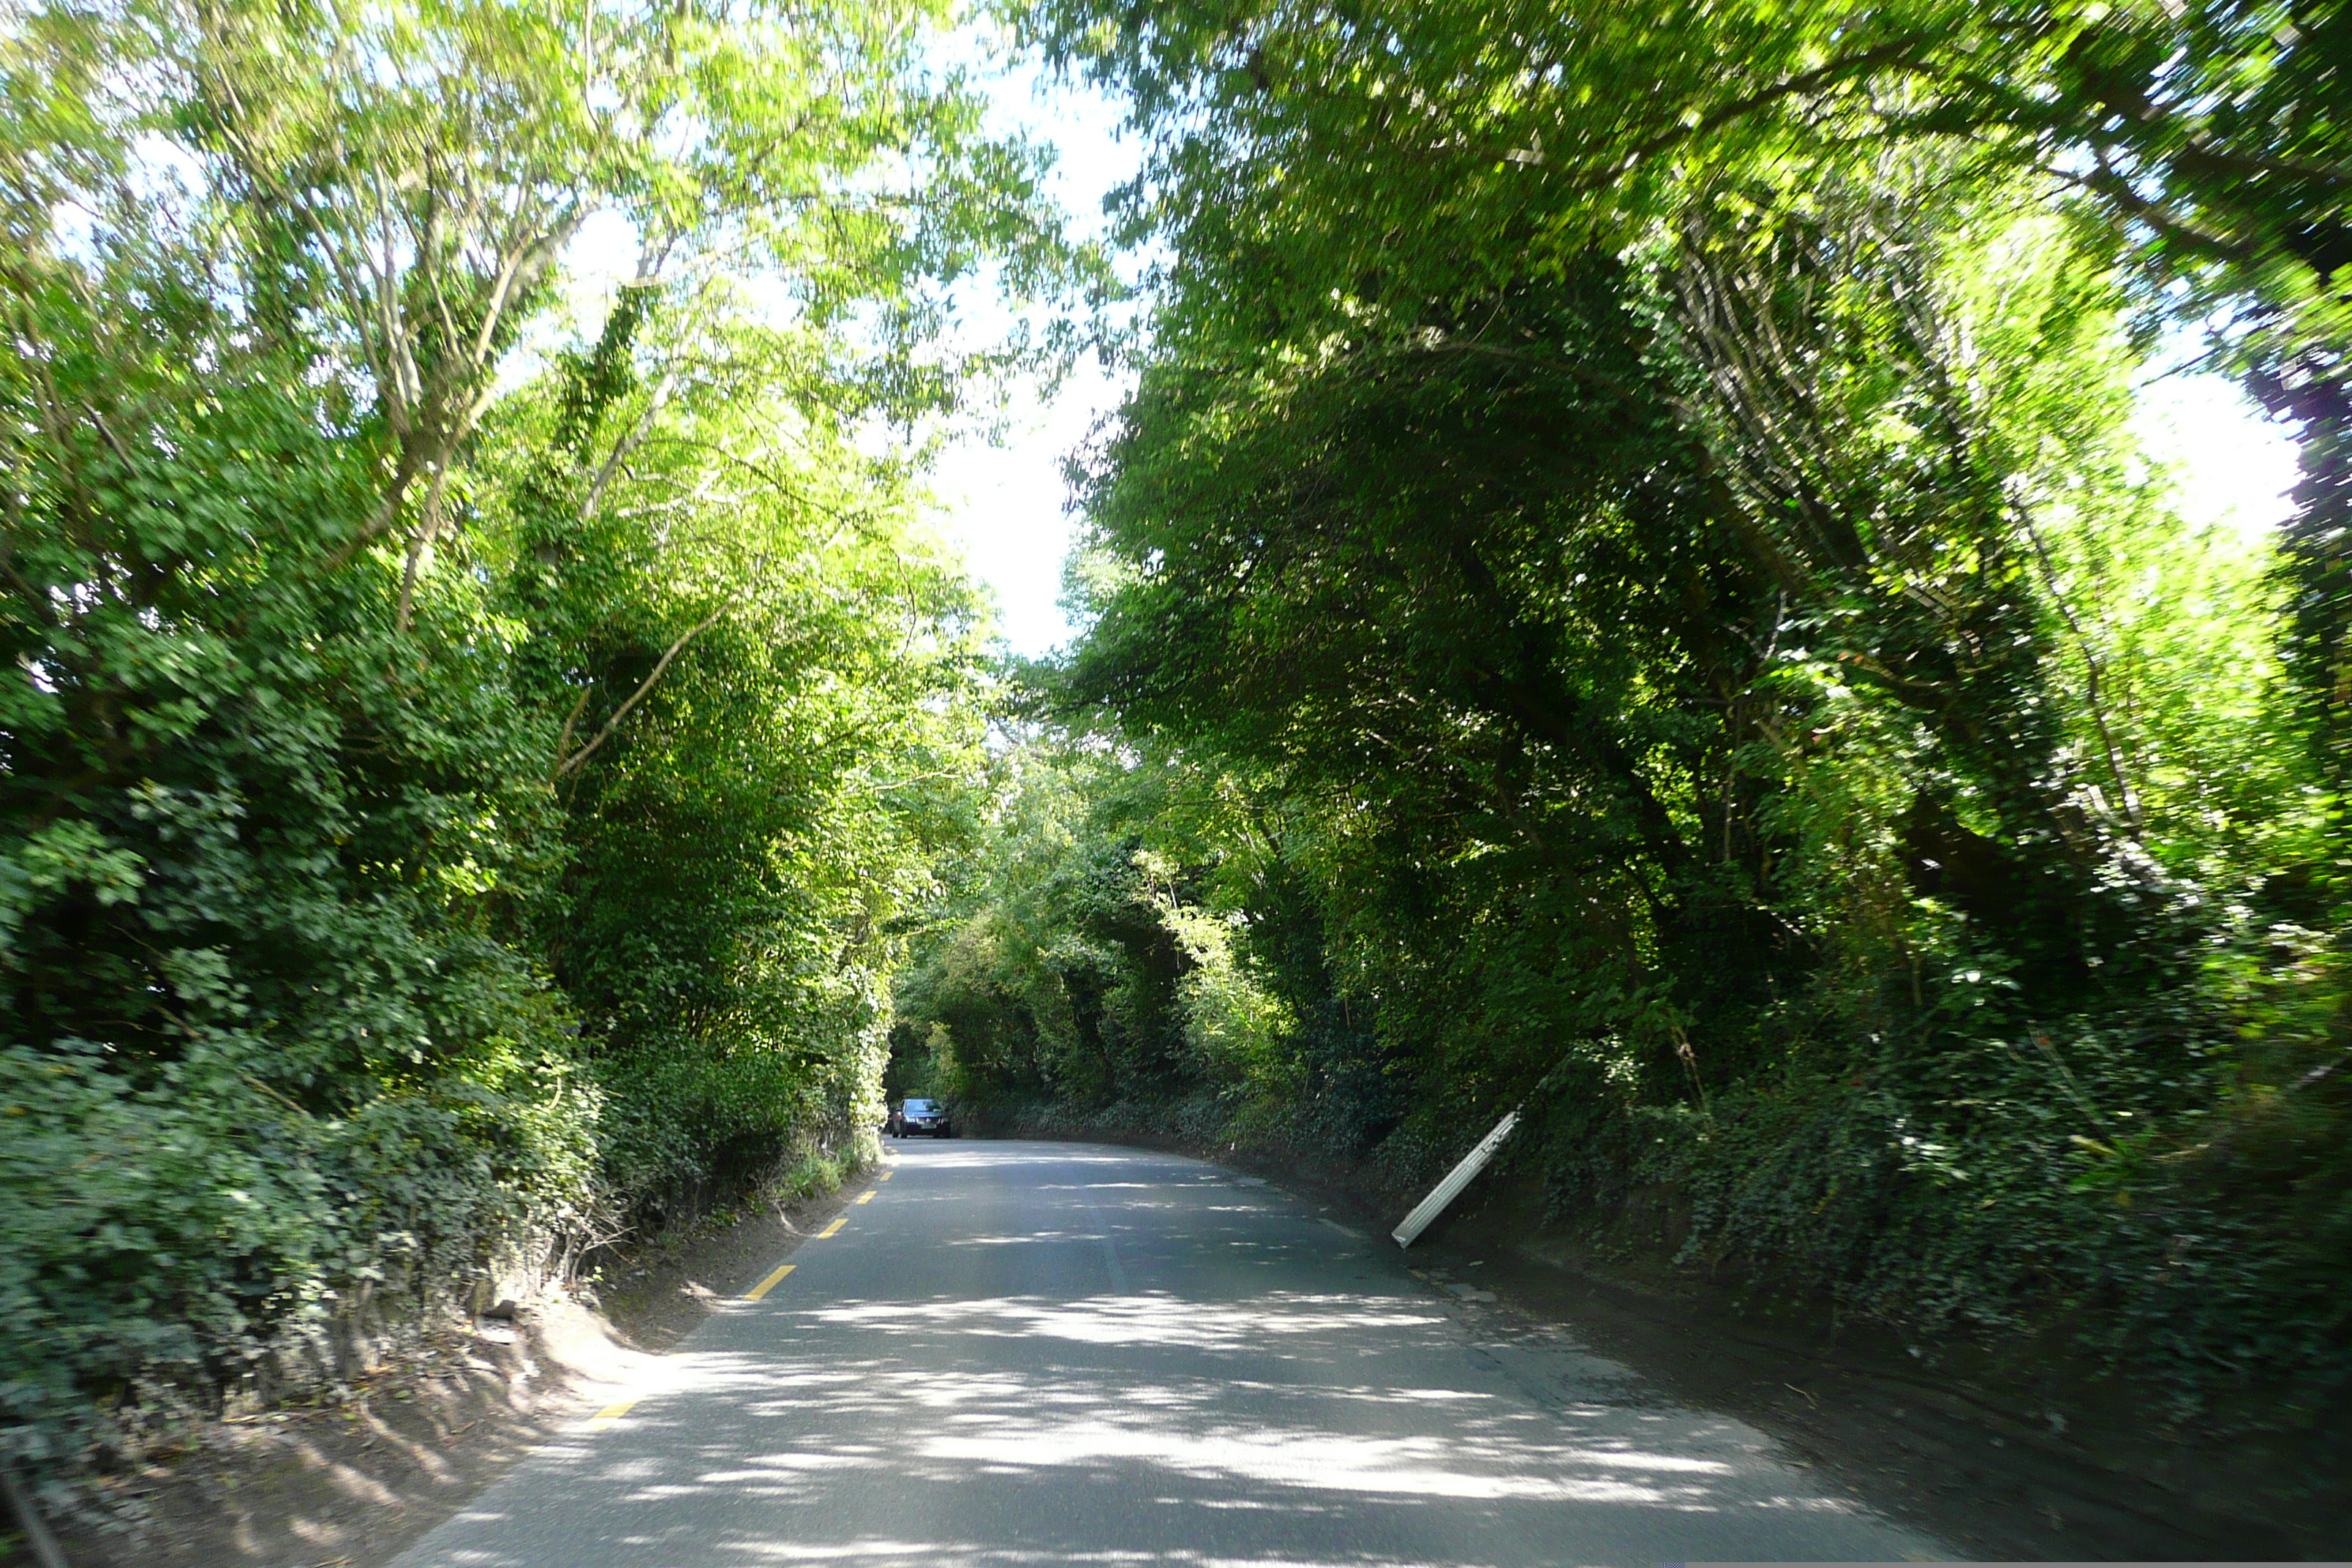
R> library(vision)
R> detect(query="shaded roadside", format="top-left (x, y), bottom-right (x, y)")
top-left (981, 1106), bottom-right (2351, 1561)
top-left (1414, 1191), bottom-right (2349, 1561)
top-left (11, 1168), bottom-right (881, 1568)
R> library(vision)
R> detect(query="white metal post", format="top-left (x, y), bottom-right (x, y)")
top-left (1391, 1107), bottom-right (1520, 1249)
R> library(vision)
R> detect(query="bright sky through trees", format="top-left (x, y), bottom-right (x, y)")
top-left (557, 51), bottom-right (1135, 660)
top-left (932, 109), bottom-right (2299, 662)
top-left (557, 55), bottom-right (2299, 663)
top-left (926, 60), bottom-right (1137, 658)
top-left (2135, 363), bottom-right (2302, 546)
top-left (10, 0), bottom-right (2344, 1507)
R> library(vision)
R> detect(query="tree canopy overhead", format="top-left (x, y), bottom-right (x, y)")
top-left (1024, 0), bottom-right (2351, 758)
top-left (7, 0), bottom-right (2351, 1498)
top-left (886, 0), bottom-right (2352, 1416)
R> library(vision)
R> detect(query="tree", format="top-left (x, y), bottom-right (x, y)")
top-left (144, 0), bottom-right (1071, 624)
top-left (881, 0), bottom-right (2352, 1392)
top-left (1, 0), bottom-right (1076, 1471)
top-left (1026, 0), bottom-right (2351, 766)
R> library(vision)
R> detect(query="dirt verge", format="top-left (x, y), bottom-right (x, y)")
top-left (6, 1167), bottom-right (878, 1568)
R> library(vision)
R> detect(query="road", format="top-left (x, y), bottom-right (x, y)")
top-left (394, 1141), bottom-right (1946, 1567)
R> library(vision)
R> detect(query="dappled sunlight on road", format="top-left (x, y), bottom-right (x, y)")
top-left (913, 1416), bottom-right (1735, 1501)
top-left (802, 1292), bottom-right (1446, 1349)
top-left (399, 1142), bottom-right (1937, 1568)
top-left (440, 1347), bottom-right (1830, 1557)
top-left (428, 1289), bottom-right (1876, 1567)
top-left (717, 1545), bottom-right (1529, 1568)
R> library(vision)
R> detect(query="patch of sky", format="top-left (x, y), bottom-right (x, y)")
top-left (920, 29), bottom-right (1145, 661)
top-left (2131, 332), bottom-right (2300, 550)
top-left (528, 24), bottom-right (1141, 660)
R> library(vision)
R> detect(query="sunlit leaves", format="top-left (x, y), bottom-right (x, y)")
top-left (935, 0), bottom-right (2352, 1389)
top-left (1, 0), bottom-right (1066, 1469)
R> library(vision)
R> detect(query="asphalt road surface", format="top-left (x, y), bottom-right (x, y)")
top-left (395, 1141), bottom-right (1947, 1567)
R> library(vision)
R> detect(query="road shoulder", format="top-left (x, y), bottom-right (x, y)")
top-left (37, 1165), bottom-right (883, 1568)
top-left (987, 1109), bottom-right (2349, 1561)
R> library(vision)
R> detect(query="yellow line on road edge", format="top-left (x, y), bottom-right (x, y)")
top-left (878, 1170), bottom-right (894, 1181)
top-left (818, 1216), bottom-right (846, 1237)
top-left (855, 1191), bottom-right (875, 1205)
top-left (585, 1399), bottom-right (636, 1430)
top-left (744, 1263), bottom-right (794, 1300)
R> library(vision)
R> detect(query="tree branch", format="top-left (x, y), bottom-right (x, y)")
top-left (582, 369), bottom-right (677, 524)
top-left (1558, 35), bottom-right (1942, 195)
top-left (554, 589), bottom-right (750, 777)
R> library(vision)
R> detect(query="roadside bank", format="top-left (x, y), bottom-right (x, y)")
top-left (981, 1104), bottom-right (2351, 1561)
top-left (6, 1165), bottom-right (879, 1568)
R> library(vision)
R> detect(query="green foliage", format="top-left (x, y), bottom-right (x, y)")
top-left (0, 236), bottom-right (598, 1460)
top-left (1023, 0), bottom-right (2351, 770)
top-left (1, 0), bottom-right (1063, 1472)
top-left (889, 0), bottom-right (2352, 1408)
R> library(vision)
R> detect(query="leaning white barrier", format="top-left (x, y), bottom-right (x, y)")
top-left (1391, 1107), bottom-right (1521, 1249)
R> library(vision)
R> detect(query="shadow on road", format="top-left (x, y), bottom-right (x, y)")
top-left (401, 1142), bottom-right (1937, 1567)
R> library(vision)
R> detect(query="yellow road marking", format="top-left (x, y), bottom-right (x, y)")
top-left (744, 1263), bottom-right (794, 1300)
top-left (818, 1216), bottom-right (846, 1237)
top-left (855, 1190), bottom-right (875, 1205)
top-left (878, 1170), bottom-right (894, 1182)
top-left (584, 1399), bottom-right (636, 1430)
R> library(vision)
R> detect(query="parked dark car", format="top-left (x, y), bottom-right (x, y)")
top-left (889, 1097), bottom-right (953, 1138)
